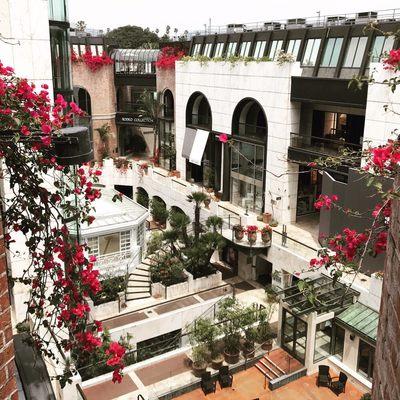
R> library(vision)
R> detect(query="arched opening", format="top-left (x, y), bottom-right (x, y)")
top-left (185, 92), bottom-right (221, 190)
top-left (229, 98), bottom-right (267, 214)
top-left (159, 89), bottom-right (176, 171)
top-left (151, 196), bottom-right (168, 226)
top-left (77, 87), bottom-right (92, 115)
top-left (136, 187), bottom-right (149, 208)
top-left (170, 206), bottom-right (186, 216)
top-left (118, 126), bottom-right (149, 157)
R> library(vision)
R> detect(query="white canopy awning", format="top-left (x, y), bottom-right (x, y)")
top-left (181, 127), bottom-right (197, 159)
top-left (189, 129), bottom-right (209, 166)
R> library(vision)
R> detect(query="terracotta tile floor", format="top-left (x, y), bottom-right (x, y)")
top-left (175, 367), bottom-right (364, 400)
top-left (83, 375), bottom-right (137, 400)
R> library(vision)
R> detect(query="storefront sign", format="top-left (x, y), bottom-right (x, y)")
top-left (116, 113), bottom-right (154, 126)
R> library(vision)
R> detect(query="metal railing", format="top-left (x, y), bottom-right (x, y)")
top-left (238, 123), bottom-right (267, 139)
top-left (187, 8), bottom-right (400, 36)
top-left (290, 132), bottom-right (362, 156)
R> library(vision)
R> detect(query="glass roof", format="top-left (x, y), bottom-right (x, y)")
top-left (280, 275), bottom-right (359, 316)
top-left (111, 49), bottom-right (160, 63)
top-left (336, 302), bottom-right (378, 344)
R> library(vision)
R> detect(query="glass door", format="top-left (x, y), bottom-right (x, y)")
top-left (281, 309), bottom-right (307, 364)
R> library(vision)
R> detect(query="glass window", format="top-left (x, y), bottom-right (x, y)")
top-left (314, 320), bottom-right (333, 362)
top-left (191, 43), bottom-right (202, 56)
top-left (230, 141), bottom-right (264, 214)
top-left (120, 230), bottom-right (131, 252)
top-left (203, 43), bottom-right (213, 57)
top-left (87, 237), bottom-right (99, 257)
top-left (281, 309), bottom-right (307, 363)
top-left (226, 42), bottom-right (238, 57)
top-left (49, 0), bottom-right (67, 21)
top-left (302, 38), bottom-right (321, 66)
top-left (370, 36), bottom-right (395, 63)
top-left (321, 38), bottom-right (343, 67)
top-left (286, 39), bottom-right (301, 59)
top-left (72, 44), bottom-right (80, 55)
top-left (214, 42), bottom-right (224, 57)
top-left (50, 26), bottom-right (71, 91)
top-left (99, 233), bottom-right (120, 255)
top-left (357, 340), bottom-right (375, 380)
top-left (90, 45), bottom-right (98, 55)
top-left (239, 41), bottom-right (251, 57)
top-left (343, 37), bottom-right (368, 68)
top-left (137, 223), bottom-right (145, 247)
top-left (331, 324), bottom-right (345, 360)
top-left (253, 41), bottom-right (266, 58)
top-left (268, 40), bottom-right (283, 60)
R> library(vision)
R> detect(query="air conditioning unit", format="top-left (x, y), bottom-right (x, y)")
top-left (326, 16), bottom-right (346, 26)
top-left (263, 21), bottom-right (282, 30)
top-left (286, 18), bottom-right (306, 29)
top-left (227, 24), bottom-right (246, 33)
top-left (356, 11), bottom-right (378, 19)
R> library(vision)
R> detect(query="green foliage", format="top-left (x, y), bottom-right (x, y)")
top-left (187, 191), bottom-right (208, 204)
top-left (146, 231), bottom-right (163, 256)
top-left (16, 321), bottom-right (30, 333)
top-left (91, 276), bottom-right (125, 305)
top-left (359, 394), bottom-right (371, 400)
top-left (189, 317), bottom-right (220, 358)
top-left (191, 344), bottom-right (208, 366)
top-left (106, 25), bottom-right (160, 48)
top-left (136, 190), bottom-right (149, 208)
top-left (150, 198), bottom-right (168, 224)
top-left (206, 215), bottom-right (223, 233)
top-left (181, 54), bottom-right (272, 67)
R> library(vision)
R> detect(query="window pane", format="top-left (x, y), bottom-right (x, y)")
top-left (214, 43), bottom-right (223, 57)
top-left (382, 36), bottom-right (395, 57)
top-left (332, 324), bottom-right (345, 360)
top-left (353, 37), bottom-right (367, 68)
top-left (287, 39), bottom-right (301, 59)
top-left (87, 237), bottom-right (99, 257)
top-left (321, 38), bottom-right (335, 66)
top-left (254, 41), bottom-right (266, 58)
top-left (227, 42), bottom-right (237, 56)
top-left (358, 340), bottom-right (375, 380)
top-left (120, 230), bottom-right (131, 252)
top-left (99, 233), bottom-right (120, 255)
top-left (314, 321), bottom-right (332, 362)
top-left (330, 38), bottom-right (343, 67)
top-left (310, 39), bottom-right (321, 66)
top-left (268, 40), bottom-right (283, 60)
top-left (343, 37), bottom-right (358, 67)
top-left (371, 36), bottom-right (385, 62)
top-left (303, 39), bottom-right (320, 66)
top-left (240, 42), bottom-right (251, 57)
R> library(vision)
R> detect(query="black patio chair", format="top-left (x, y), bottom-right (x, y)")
top-left (317, 365), bottom-right (331, 387)
top-left (218, 366), bottom-right (233, 388)
top-left (331, 372), bottom-right (348, 396)
top-left (201, 371), bottom-right (216, 395)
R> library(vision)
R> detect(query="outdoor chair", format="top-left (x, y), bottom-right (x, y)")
top-left (317, 365), bottom-right (332, 387)
top-left (218, 366), bottom-right (233, 388)
top-left (330, 372), bottom-right (348, 396)
top-left (201, 371), bottom-right (216, 395)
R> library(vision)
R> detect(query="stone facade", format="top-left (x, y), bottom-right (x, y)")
top-left (72, 63), bottom-right (117, 160)
top-left (372, 177), bottom-right (400, 400)
top-left (156, 68), bottom-right (176, 98)
top-left (0, 220), bottom-right (17, 400)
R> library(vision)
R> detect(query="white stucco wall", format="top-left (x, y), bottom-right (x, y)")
top-left (174, 61), bottom-right (302, 223)
top-left (364, 63), bottom-right (400, 148)
top-left (0, 0), bottom-right (54, 99)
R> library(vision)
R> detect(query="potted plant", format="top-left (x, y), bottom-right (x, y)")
top-left (233, 224), bottom-right (245, 241)
top-left (260, 225), bottom-right (272, 243)
top-left (262, 212), bottom-right (272, 224)
top-left (243, 326), bottom-right (257, 358)
top-left (257, 307), bottom-right (275, 351)
top-left (139, 162), bottom-right (149, 175)
top-left (191, 345), bottom-right (208, 377)
top-left (223, 333), bottom-right (241, 364)
top-left (150, 199), bottom-right (168, 227)
top-left (246, 225), bottom-right (258, 244)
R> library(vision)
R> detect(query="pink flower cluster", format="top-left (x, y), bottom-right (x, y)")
top-left (155, 46), bottom-right (185, 69)
top-left (383, 49), bottom-right (400, 71)
top-left (314, 194), bottom-right (339, 210)
top-left (72, 50), bottom-right (113, 72)
top-left (365, 140), bottom-right (400, 174)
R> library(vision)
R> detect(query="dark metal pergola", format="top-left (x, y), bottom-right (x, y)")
top-left (111, 48), bottom-right (160, 75)
top-left (279, 275), bottom-right (360, 316)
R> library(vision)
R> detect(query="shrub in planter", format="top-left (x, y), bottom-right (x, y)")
top-left (233, 224), bottom-right (245, 240)
top-left (16, 321), bottom-right (30, 333)
top-left (246, 225), bottom-right (258, 244)
top-left (91, 276), bottom-right (125, 306)
top-left (260, 225), bottom-right (272, 243)
top-left (257, 305), bottom-right (277, 350)
top-left (136, 190), bottom-right (149, 209)
top-left (242, 326), bottom-right (258, 358)
top-left (150, 253), bottom-right (186, 286)
top-left (150, 199), bottom-right (168, 225)
top-left (191, 345), bottom-right (208, 377)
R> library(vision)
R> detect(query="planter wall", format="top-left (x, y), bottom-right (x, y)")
top-left (87, 292), bottom-right (123, 321)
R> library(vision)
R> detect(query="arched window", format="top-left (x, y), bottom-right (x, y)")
top-left (232, 98), bottom-right (267, 142)
top-left (77, 87), bottom-right (92, 115)
top-left (186, 92), bottom-right (212, 129)
top-left (159, 89), bottom-right (175, 171)
top-left (163, 89), bottom-right (174, 118)
top-left (230, 99), bottom-right (267, 214)
top-left (136, 187), bottom-right (149, 208)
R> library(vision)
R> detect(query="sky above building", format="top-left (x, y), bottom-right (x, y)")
top-left (68, 0), bottom-right (399, 34)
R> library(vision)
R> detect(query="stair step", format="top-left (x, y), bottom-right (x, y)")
top-left (126, 293), bottom-right (152, 301)
top-left (129, 275), bottom-right (150, 282)
top-left (126, 290), bottom-right (150, 295)
top-left (127, 283), bottom-right (151, 288)
top-left (136, 266), bottom-right (150, 272)
top-left (255, 364), bottom-right (273, 381)
top-left (263, 355), bottom-right (285, 376)
top-left (130, 270), bottom-right (150, 277)
top-left (259, 360), bottom-right (280, 378)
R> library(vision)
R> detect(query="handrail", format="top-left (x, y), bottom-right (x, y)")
top-left (290, 132), bottom-right (362, 150)
top-left (76, 384), bottom-right (88, 400)
top-left (272, 229), bottom-right (318, 252)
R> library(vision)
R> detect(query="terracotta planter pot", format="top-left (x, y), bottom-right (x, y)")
top-left (234, 230), bottom-right (244, 240)
top-left (192, 362), bottom-right (207, 378)
top-left (174, 170), bottom-right (181, 178)
top-left (211, 354), bottom-right (224, 370)
top-left (261, 340), bottom-right (273, 351)
top-left (224, 350), bottom-right (240, 365)
top-left (243, 347), bottom-right (255, 359)
top-left (247, 232), bottom-right (257, 244)
top-left (262, 212), bottom-right (272, 224)
top-left (204, 199), bottom-right (211, 208)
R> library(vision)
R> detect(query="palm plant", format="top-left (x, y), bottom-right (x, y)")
top-left (169, 211), bottom-right (191, 246)
top-left (206, 215), bottom-right (223, 233)
top-left (187, 191), bottom-right (209, 241)
top-left (139, 90), bottom-right (162, 157)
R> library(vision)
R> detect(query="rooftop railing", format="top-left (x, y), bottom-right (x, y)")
top-left (187, 8), bottom-right (400, 37)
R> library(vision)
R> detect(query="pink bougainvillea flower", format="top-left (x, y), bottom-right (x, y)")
top-left (41, 136), bottom-right (52, 147)
top-left (218, 133), bottom-right (228, 143)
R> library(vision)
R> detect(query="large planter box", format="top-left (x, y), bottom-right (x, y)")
top-left (87, 292), bottom-right (123, 321)
top-left (150, 270), bottom-right (222, 300)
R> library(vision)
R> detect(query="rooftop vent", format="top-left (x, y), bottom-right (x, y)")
top-left (356, 11), bottom-right (378, 20)
top-left (326, 15), bottom-right (347, 26)
top-left (227, 23), bottom-right (246, 33)
top-left (264, 21), bottom-right (282, 30)
top-left (286, 18), bottom-right (306, 29)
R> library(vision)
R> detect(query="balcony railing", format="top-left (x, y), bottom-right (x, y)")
top-left (94, 249), bottom-right (140, 276)
top-left (238, 123), bottom-right (267, 141)
top-left (290, 132), bottom-right (362, 156)
top-left (189, 114), bottom-right (211, 128)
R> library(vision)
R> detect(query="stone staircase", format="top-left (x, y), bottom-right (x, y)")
top-left (255, 353), bottom-right (285, 383)
top-left (126, 263), bottom-right (152, 301)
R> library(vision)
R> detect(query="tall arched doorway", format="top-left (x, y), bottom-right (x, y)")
top-left (159, 89), bottom-right (175, 170)
top-left (185, 92), bottom-right (221, 190)
top-left (229, 98), bottom-right (267, 214)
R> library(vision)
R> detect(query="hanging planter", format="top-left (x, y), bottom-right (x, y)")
top-left (54, 127), bottom-right (94, 165)
top-left (261, 225), bottom-right (272, 243)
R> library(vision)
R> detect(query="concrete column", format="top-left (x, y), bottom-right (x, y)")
top-left (305, 311), bottom-right (317, 372)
